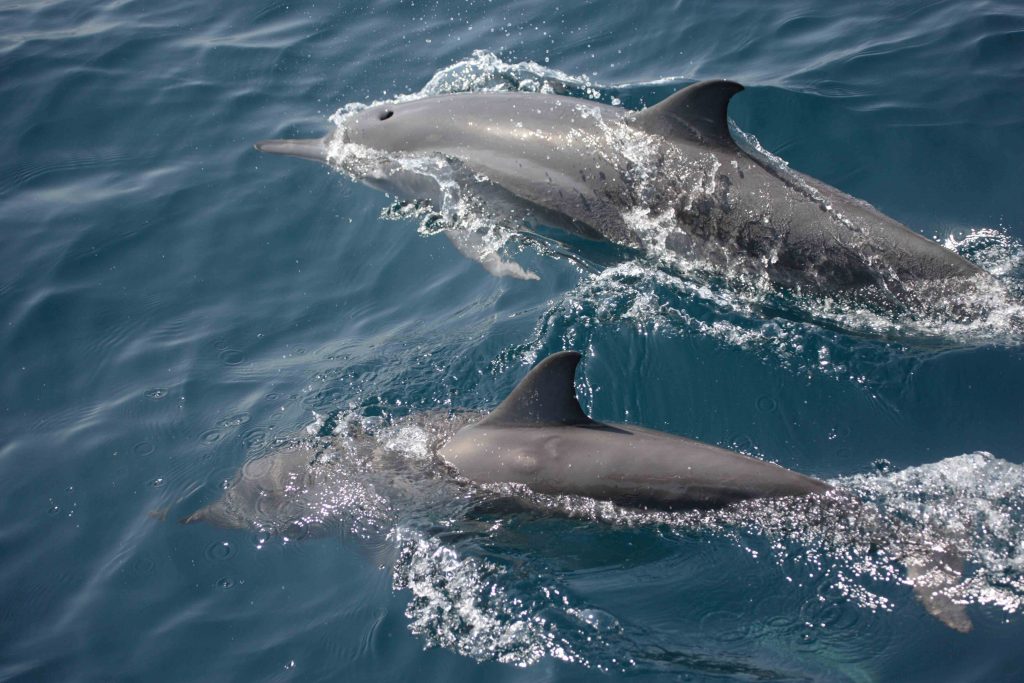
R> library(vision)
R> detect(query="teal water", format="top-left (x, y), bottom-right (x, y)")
top-left (2, 1), bottom-right (1024, 681)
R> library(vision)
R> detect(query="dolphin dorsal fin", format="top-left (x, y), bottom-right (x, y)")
top-left (479, 351), bottom-right (593, 427)
top-left (630, 79), bottom-right (744, 148)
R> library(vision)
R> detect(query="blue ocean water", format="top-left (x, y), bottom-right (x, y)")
top-left (2, 0), bottom-right (1024, 680)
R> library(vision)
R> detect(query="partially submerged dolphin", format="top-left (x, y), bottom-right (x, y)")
top-left (184, 351), bottom-right (828, 524)
top-left (180, 352), bottom-right (827, 524)
top-left (184, 352), bottom-right (970, 630)
top-left (440, 351), bottom-right (830, 509)
top-left (186, 352), bottom-right (827, 528)
top-left (257, 80), bottom-right (986, 294)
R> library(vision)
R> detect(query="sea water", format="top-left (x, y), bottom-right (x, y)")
top-left (2, 1), bottom-right (1023, 681)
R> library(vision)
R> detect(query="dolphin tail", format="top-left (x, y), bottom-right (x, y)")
top-left (254, 137), bottom-right (329, 163)
top-left (906, 547), bottom-right (972, 632)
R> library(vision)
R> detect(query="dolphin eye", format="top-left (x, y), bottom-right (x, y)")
top-left (378, 109), bottom-right (394, 121)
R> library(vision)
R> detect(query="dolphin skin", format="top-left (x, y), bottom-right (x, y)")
top-left (181, 442), bottom-right (320, 532)
top-left (440, 351), bottom-right (830, 509)
top-left (256, 80), bottom-right (986, 294)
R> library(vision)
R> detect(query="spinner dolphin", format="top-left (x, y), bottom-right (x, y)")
top-left (257, 80), bottom-right (987, 297)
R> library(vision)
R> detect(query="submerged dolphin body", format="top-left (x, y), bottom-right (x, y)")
top-left (256, 80), bottom-right (986, 295)
top-left (439, 351), bottom-right (830, 509)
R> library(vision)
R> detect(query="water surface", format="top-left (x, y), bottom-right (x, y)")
top-left (2, 1), bottom-right (1024, 681)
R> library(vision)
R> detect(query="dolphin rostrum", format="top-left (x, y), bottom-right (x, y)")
top-left (256, 80), bottom-right (987, 297)
top-left (440, 351), bottom-right (830, 509)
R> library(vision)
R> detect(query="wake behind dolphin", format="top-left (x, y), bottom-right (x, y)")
top-left (257, 76), bottom-right (1004, 320)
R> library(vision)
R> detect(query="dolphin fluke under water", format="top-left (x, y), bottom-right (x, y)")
top-left (257, 79), bottom-right (991, 302)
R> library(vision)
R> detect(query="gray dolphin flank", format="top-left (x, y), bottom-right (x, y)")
top-left (257, 80), bottom-right (987, 292)
top-left (440, 351), bottom-right (830, 510)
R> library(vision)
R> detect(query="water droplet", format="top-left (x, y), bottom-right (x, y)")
top-left (570, 608), bottom-right (620, 632)
top-left (241, 428), bottom-right (267, 452)
top-left (133, 441), bottom-right (155, 456)
top-left (217, 412), bottom-right (250, 428)
top-left (220, 349), bottom-right (245, 366)
top-left (241, 455), bottom-right (273, 480)
top-left (129, 554), bottom-right (156, 578)
top-left (200, 429), bottom-right (223, 445)
top-left (252, 530), bottom-right (271, 549)
top-left (206, 541), bottom-right (235, 561)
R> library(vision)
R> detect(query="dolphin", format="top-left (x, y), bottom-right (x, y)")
top-left (182, 352), bottom-right (828, 530)
top-left (255, 80), bottom-right (987, 295)
top-left (439, 351), bottom-right (830, 509)
top-left (183, 353), bottom-right (973, 631)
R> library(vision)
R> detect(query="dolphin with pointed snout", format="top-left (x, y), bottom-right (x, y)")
top-left (256, 80), bottom-right (987, 295)
top-left (184, 352), bottom-right (829, 524)
top-left (184, 352), bottom-right (972, 631)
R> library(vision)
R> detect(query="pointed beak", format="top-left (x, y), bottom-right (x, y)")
top-left (254, 137), bottom-right (329, 163)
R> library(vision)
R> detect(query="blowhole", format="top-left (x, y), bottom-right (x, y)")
top-left (379, 109), bottom-right (394, 121)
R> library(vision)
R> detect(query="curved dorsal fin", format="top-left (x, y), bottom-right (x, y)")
top-left (630, 79), bottom-right (744, 148)
top-left (479, 351), bottom-right (592, 427)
